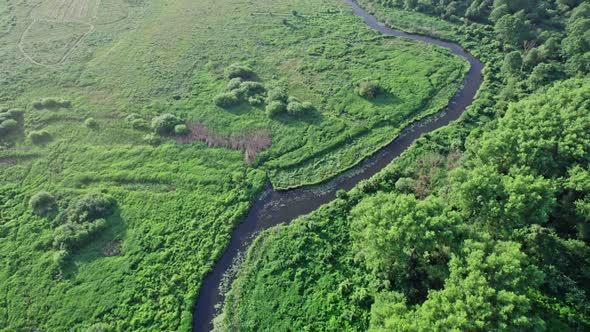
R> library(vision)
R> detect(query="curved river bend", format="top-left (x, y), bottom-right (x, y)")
top-left (193, 1), bottom-right (484, 330)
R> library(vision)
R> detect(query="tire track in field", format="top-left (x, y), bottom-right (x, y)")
top-left (17, 0), bottom-right (105, 66)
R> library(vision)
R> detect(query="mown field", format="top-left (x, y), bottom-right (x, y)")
top-left (222, 0), bottom-right (590, 331)
top-left (0, 0), bottom-right (466, 330)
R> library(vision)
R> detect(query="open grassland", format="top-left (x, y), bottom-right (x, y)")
top-left (0, 0), bottom-right (465, 330)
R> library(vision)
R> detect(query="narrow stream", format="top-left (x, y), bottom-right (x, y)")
top-left (193, 1), bottom-right (484, 330)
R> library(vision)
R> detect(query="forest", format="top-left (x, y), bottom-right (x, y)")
top-left (221, 0), bottom-right (590, 331)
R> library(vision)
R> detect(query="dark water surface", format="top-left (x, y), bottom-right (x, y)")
top-left (193, 1), bottom-right (484, 330)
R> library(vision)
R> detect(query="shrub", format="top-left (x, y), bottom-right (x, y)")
top-left (248, 96), bottom-right (264, 105)
top-left (1, 109), bottom-right (24, 122)
top-left (151, 113), bottom-right (182, 135)
top-left (395, 177), bottom-right (416, 194)
top-left (302, 102), bottom-right (314, 112)
top-left (266, 87), bottom-right (288, 104)
top-left (51, 249), bottom-right (69, 271)
top-left (131, 118), bottom-right (149, 130)
top-left (68, 194), bottom-right (114, 223)
top-left (225, 65), bottom-right (254, 79)
top-left (32, 98), bottom-right (71, 109)
top-left (53, 218), bottom-right (107, 250)
top-left (174, 124), bottom-right (189, 135)
top-left (357, 80), bottom-right (381, 99)
top-left (125, 113), bottom-right (139, 124)
top-left (227, 77), bottom-right (243, 90)
top-left (266, 101), bottom-right (287, 116)
top-left (0, 119), bottom-right (18, 137)
top-left (28, 130), bottom-right (52, 145)
top-left (286, 101), bottom-right (313, 116)
top-left (239, 81), bottom-right (266, 97)
top-left (214, 92), bottom-right (240, 108)
top-left (84, 118), bottom-right (98, 129)
top-left (143, 133), bottom-right (161, 146)
top-left (30, 191), bottom-right (56, 216)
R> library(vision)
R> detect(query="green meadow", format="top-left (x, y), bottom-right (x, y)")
top-left (0, 0), bottom-right (466, 330)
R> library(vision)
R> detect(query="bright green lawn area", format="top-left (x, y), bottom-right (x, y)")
top-left (0, 0), bottom-right (466, 330)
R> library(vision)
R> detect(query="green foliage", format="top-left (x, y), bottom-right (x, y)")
top-left (286, 100), bottom-right (311, 116)
top-left (53, 218), bottom-right (107, 250)
top-left (32, 98), bottom-right (71, 109)
top-left (84, 117), bottom-right (98, 129)
top-left (394, 177), bottom-right (415, 193)
top-left (67, 194), bottom-right (114, 223)
top-left (0, 108), bottom-right (22, 141)
top-left (28, 130), bottom-right (52, 145)
top-left (225, 64), bottom-right (254, 79)
top-left (238, 81), bottom-right (266, 97)
top-left (371, 239), bottom-right (544, 331)
top-left (227, 77), bottom-right (243, 90)
top-left (29, 191), bottom-right (56, 216)
top-left (143, 133), bottom-right (161, 145)
top-left (174, 124), bottom-right (189, 135)
top-left (131, 118), bottom-right (149, 130)
top-left (265, 100), bottom-right (286, 117)
top-left (351, 194), bottom-right (460, 300)
top-left (214, 91), bottom-right (240, 108)
top-left (528, 62), bottom-right (563, 89)
top-left (265, 87), bottom-right (288, 104)
top-left (494, 13), bottom-right (532, 48)
top-left (357, 80), bottom-right (381, 99)
top-left (150, 113), bottom-right (182, 135)
top-left (0, 118), bottom-right (17, 137)
top-left (502, 51), bottom-right (523, 77)
top-left (490, 4), bottom-right (509, 22)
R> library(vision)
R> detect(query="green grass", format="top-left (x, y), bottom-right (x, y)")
top-left (0, 0), bottom-right (467, 330)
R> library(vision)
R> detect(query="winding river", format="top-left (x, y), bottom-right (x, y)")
top-left (193, 1), bottom-right (484, 331)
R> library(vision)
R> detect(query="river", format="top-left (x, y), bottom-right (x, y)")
top-left (193, 1), bottom-right (484, 330)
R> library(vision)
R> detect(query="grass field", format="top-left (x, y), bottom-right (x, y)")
top-left (0, 0), bottom-right (466, 330)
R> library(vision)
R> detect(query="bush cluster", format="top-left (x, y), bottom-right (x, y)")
top-left (32, 98), bottom-right (71, 110)
top-left (0, 108), bottom-right (23, 140)
top-left (52, 193), bottom-right (115, 250)
top-left (286, 100), bottom-right (314, 116)
top-left (225, 64), bottom-right (255, 79)
top-left (68, 193), bottom-right (115, 223)
top-left (53, 218), bottom-right (107, 250)
top-left (151, 113), bottom-right (183, 135)
top-left (214, 91), bottom-right (240, 108)
top-left (265, 92), bottom-right (314, 117)
top-left (28, 130), bottom-right (52, 145)
top-left (215, 66), bottom-right (316, 118)
top-left (265, 100), bottom-right (287, 116)
top-left (125, 113), bottom-right (149, 130)
top-left (215, 69), bottom-right (268, 108)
